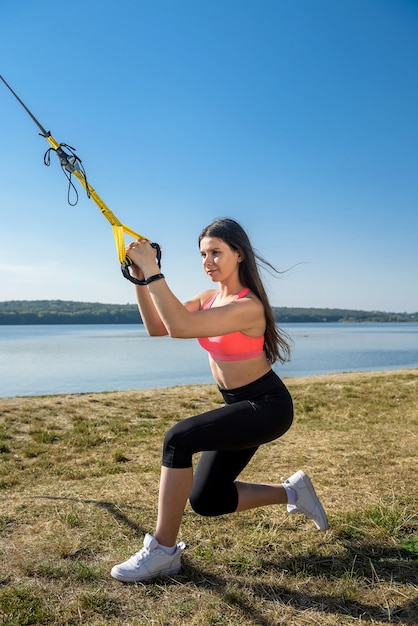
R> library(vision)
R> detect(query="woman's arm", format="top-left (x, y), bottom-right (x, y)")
top-left (125, 243), bottom-right (168, 335)
top-left (134, 282), bottom-right (168, 336)
top-left (127, 240), bottom-right (263, 339)
top-left (126, 241), bottom-right (207, 335)
top-left (147, 279), bottom-right (262, 338)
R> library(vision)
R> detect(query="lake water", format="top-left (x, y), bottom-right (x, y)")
top-left (0, 323), bottom-right (417, 398)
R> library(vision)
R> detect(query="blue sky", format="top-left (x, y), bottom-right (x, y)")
top-left (0, 0), bottom-right (417, 312)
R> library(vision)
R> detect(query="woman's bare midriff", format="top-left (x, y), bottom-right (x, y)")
top-left (209, 354), bottom-right (272, 390)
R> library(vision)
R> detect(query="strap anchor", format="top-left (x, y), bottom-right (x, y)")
top-left (0, 73), bottom-right (160, 285)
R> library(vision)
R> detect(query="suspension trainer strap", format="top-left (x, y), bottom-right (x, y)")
top-left (0, 74), bottom-right (161, 284)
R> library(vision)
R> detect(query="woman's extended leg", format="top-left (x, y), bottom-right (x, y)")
top-left (190, 450), bottom-right (327, 531)
top-left (235, 481), bottom-right (288, 511)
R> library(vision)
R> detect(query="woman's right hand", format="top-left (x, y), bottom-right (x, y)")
top-left (126, 242), bottom-right (145, 282)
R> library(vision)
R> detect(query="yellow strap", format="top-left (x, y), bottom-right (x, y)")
top-left (112, 225), bottom-right (129, 264)
top-left (45, 134), bottom-right (148, 263)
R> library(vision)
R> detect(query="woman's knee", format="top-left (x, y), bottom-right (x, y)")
top-left (189, 494), bottom-right (214, 516)
top-left (162, 423), bottom-right (193, 468)
top-left (189, 484), bottom-right (238, 517)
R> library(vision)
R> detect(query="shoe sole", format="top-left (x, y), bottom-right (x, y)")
top-left (111, 563), bottom-right (181, 583)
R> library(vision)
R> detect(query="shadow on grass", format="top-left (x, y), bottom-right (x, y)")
top-left (258, 544), bottom-right (418, 586)
top-left (180, 559), bottom-right (418, 625)
top-left (32, 495), bottom-right (146, 535)
top-left (34, 496), bottom-right (418, 625)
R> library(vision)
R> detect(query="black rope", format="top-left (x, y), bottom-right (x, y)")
top-left (43, 142), bottom-right (90, 207)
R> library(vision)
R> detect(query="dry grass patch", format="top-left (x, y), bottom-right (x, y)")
top-left (0, 370), bottom-right (417, 625)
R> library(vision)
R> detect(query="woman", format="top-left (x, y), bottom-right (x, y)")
top-left (111, 218), bottom-right (327, 583)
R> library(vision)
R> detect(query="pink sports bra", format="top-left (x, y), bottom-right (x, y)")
top-left (197, 288), bottom-right (265, 361)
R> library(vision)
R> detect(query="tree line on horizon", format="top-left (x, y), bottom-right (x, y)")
top-left (0, 300), bottom-right (416, 325)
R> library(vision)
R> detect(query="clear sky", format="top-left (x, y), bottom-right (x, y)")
top-left (0, 0), bottom-right (417, 312)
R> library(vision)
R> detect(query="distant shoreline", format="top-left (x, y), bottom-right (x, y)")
top-left (0, 299), bottom-right (417, 324)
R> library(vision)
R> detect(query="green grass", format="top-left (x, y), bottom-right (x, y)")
top-left (0, 370), bottom-right (417, 625)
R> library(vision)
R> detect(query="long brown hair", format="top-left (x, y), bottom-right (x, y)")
top-left (198, 218), bottom-right (291, 364)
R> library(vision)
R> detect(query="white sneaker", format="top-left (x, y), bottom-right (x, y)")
top-left (110, 533), bottom-right (186, 583)
top-left (283, 470), bottom-right (328, 531)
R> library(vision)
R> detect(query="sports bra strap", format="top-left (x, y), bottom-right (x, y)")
top-left (202, 287), bottom-right (251, 310)
top-left (235, 287), bottom-right (250, 299)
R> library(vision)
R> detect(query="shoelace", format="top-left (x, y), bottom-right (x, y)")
top-left (130, 545), bottom-right (152, 565)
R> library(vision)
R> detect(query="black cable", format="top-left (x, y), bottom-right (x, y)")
top-left (43, 143), bottom-right (90, 206)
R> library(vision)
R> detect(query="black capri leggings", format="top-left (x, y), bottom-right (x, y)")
top-left (162, 370), bottom-right (293, 517)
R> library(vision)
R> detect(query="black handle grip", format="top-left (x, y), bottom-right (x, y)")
top-left (121, 242), bottom-right (162, 285)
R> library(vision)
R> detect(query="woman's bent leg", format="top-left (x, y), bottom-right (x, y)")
top-left (190, 448), bottom-right (288, 516)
